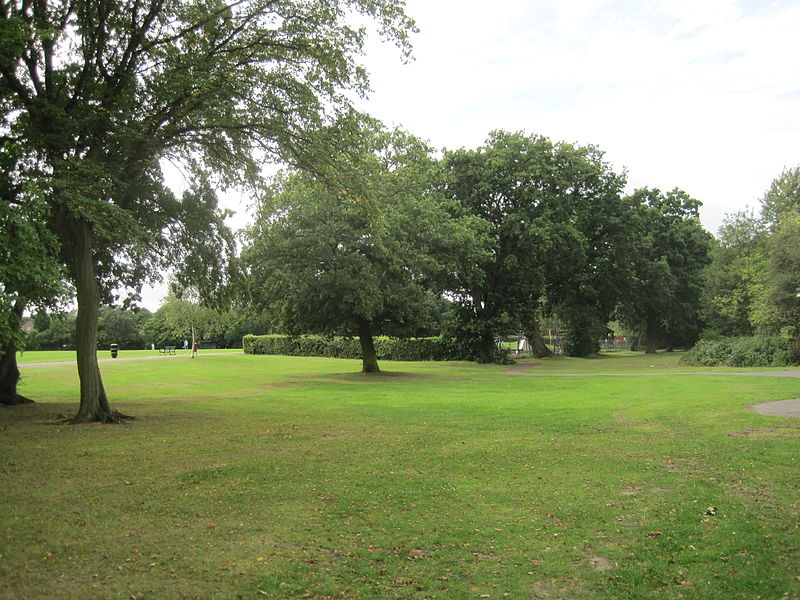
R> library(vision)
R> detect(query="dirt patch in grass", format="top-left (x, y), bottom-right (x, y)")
top-left (504, 362), bottom-right (539, 374)
top-left (747, 398), bottom-right (800, 417)
top-left (588, 556), bottom-right (616, 571)
top-left (529, 578), bottom-right (591, 599)
top-left (728, 425), bottom-right (800, 439)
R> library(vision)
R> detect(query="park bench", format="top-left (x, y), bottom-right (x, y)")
top-left (159, 346), bottom-right (176, 355)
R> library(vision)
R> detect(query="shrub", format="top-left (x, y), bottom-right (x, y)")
top-left (243, 335), bottom-right (474, 361)
top-left (681, 335), bottom-right (796, 367)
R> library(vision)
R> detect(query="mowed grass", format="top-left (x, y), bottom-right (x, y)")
top-left (1, 352), bottom-right (799, 600)
top-left (16, 348), bottom-right (243, 364)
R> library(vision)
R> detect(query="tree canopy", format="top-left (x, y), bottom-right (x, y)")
top-left (243, 127), bottom-right (486, 372)
top-left (0, 136), bottom-right (68, 404)
top-left (441, 130), bottom-right (629, 360)
top-left (616, 188), bottom-right (713, 353)
top-left (1, 0), bottom-right (416, 420)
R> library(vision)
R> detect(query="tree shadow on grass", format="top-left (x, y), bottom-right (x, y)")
top-left (324, 370), bottom-right (435, 383)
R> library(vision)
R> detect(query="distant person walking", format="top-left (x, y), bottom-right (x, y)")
top-left (183, 339), bottom-right (189, 350)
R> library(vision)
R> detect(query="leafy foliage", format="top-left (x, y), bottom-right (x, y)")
top-left (96, 307), bottom-right (152, 350)
top-left (760, 166), bottom-right (800, 231)
top-left (139, 294), bottom-right (268, 349)
top-left (442, 130), bottom-right (628, 360)
top-left (0, 139), bottom-right (68, 349)
top-left (243, 334), bottom-right (474, 361)
top-left (0, 0), bottom-right (416, 418)
top-left (681, 335), bottom-right (796, 367)
top-left (701, 166), bottom-right (800, 347)
top-left (701, 210), bottom-right (766, 336)
top-left (616, 188), bottom-right (713, 352)
top-left (243, 126), bottom-right (486, 371)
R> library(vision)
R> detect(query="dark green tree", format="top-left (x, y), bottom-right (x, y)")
top-left (26, 312), bottom-right (77, 351)
top-left (96, 307), bottom-right (151, 350)
top-left (243, 128), bottom-right (485, 373)
top-left (1, 139), bottom-right (68, 405)
top-left (0, 0), bottom-right (415, 421)
top-left (442, 131), bottom-right (627, 361)
top-left (617, 188), bottom-right (713, 353)
top-left (538, 146), bottom-right (630, 357)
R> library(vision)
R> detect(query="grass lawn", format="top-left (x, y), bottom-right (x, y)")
top-left (16, 348), bottom-right (243, 364)
top-left (1, 352), bottom-right (798, 599)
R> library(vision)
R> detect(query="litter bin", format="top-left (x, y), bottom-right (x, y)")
top-left (110, 343), bottom-right (119, 358)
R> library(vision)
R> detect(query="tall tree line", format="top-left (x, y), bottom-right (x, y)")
top-left (242, 129), bottom-right (714, 369)
top-left (702, 167), bottom-right (800, 360)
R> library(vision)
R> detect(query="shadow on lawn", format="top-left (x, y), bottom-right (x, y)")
top-left (324, 370), bottom-right (436, 383)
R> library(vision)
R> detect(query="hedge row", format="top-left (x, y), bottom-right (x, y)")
top-left (680, 335), bottom-right (798, 367)
top-left (242, 335), bottom-right (474, 361)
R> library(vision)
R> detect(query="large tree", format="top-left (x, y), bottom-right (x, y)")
top-left (441, 131), bottom-right (628, 361)
top-left (617, 188), bottom-right (713, 353)
top-left (243, 128), bottom-right (485, 373)
top-left (0, 0), bottom-right (415, 421)
top-left (537, 144), bottom-right (630, 357)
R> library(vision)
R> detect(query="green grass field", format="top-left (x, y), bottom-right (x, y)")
top-left (2, 351), bottom-right (798, 599)
top-left (15, 347), bottom-right (243, 364)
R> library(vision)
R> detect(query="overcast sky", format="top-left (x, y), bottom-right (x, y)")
top-left (360, 0), bottom-right (799, 231)
top-left (143, 0), bottom-right (800, 310)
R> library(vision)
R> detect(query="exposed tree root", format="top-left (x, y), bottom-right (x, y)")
top-left (68, 409), bottom-right (134, 424)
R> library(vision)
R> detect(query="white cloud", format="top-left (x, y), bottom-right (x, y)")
top-left (359, 0), bottom-right (800, 233)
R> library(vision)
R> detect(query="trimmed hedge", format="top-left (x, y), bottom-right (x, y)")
top-left (680, 335), bottom-right (797, 367)
top-left (243, 335), bottom-right (474, 361)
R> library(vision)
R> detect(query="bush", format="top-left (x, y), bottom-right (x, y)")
top-left (681, 335), bottom-right (796, 367)
top-left (243, 335), bottom-right (474, 361)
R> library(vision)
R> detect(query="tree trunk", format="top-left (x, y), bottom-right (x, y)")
top-left (477, 332), bottom-right (496, 364)
top-left (69, 220), bottom-right (130, 423)
top-left (524, 319), bottom-right (553, 358)
top-left (644, 317), bottom-right (658, 354)
top-left (665, 332), bottom-right (674, 352)
top-left (0, 302), bottom-right (33, 406)
top-left (357, 317), bottom-right (380, 373)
